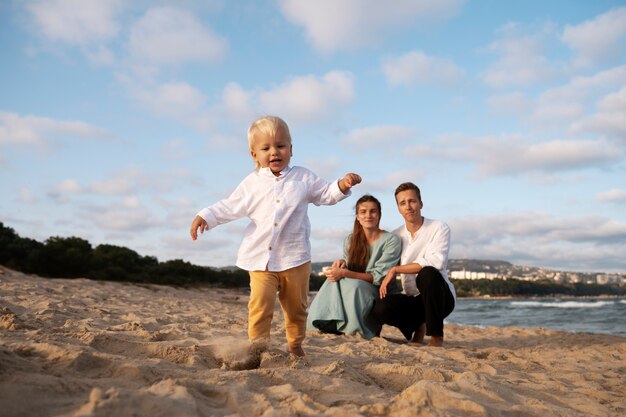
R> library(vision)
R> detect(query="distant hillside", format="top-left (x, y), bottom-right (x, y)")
top-left (448, 259), bottom-right (513, 272)
top-left (314, 259), bottom-right (519, 275)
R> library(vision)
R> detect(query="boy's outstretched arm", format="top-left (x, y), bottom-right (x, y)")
top-left (338, 173), bottom-right (361, 194)
top-left (190, 215), bottom-right (209, 240)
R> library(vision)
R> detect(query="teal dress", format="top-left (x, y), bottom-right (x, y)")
top-left (307, 231), bottom-right (401, 339)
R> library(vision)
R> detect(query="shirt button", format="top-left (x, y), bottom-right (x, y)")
top-left (276, 199), bottom-right (280, 203)
top-left (268, 246), bottom-right (272, 250)
top-left (274, 223), bottom-right (278, 227)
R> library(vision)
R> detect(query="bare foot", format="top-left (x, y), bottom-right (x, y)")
top-left (288, 345), bottom-right (305, 357)
top-left (428, 336), bottom-right (444, 347)
top-left (410, 323), bottom-right (426, 344)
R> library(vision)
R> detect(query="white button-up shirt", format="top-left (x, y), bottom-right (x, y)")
top-left (393, 218), bottom-right (456, 301)
top-left (197, 166), bottom-right (349, 272)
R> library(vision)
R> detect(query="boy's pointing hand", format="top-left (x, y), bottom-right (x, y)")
top-left (339, 173), bottom-right (361, 193)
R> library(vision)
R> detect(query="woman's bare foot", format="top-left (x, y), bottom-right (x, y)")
top-left (410, 323), bottom-right (426, 344)
top-left (288, 345), bottom-right (305, 357)
top-left (428, 336), bottom-right (444, 347)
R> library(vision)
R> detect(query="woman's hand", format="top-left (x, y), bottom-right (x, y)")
top-left (331, 259), bottom-right (346, 269)
top-left (324, 266), bottom-right (346, 282)
top-left (379, 267), bottom-right (397, 298)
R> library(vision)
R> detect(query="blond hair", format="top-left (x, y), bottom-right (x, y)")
top-left (248, 116), bottom-right (292, 170)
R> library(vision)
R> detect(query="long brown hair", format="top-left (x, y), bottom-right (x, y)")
top-left (346, 195), bottom-right (381, 273)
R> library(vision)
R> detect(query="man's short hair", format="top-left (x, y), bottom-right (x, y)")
top-left (394, 182), bottom-right (422, 202)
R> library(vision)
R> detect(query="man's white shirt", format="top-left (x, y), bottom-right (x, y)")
top-left (393, 218), bottom-right (456, 301)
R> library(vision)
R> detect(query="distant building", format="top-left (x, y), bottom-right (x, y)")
top-left (450, 270), bottom-right (499, 280)
top-left (596, 274), bottom-right (623, 285)
top-left (569, 273), bottom-right (581, 283)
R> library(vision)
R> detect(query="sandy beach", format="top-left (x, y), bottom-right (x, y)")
top-left (1, 265), bottom-right (625, 417)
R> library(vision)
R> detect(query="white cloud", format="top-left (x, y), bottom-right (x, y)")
top-left (121, 196), bottom-right (141, 209)
top-left (478, 138), bottom-right (621, 176)
top-left (487, 92), bottom-right (531, 116)
top-left (90, 169), bottom-right (142, 196)
top-left (127, 70), bottom-right (354, 132)
top-left (300, 156), bottom-right (342, 179)
top-left (221, 83), bottom-right (254, 122)
top-left (483, 26), bottom-right (556, 88)
top-left (161, 139), bottom-right (190, 161)
top-left (561, 6), bottom-right (626, 69)
top-left (19, 188), bottom-right (38, 204)
top-left (128, 7), bottom-right (227, 68)
top-left (421, 134), bottom-right (623, 177)
top-left (0, 111), bottom-right (110, 147)
top-left (88, 167), bottom-right (197, 196)
top-left (278, 0), bottom-right (464, 53)
top-left (84, 45), bottom-right (116, 66)
top-left (26, 0), bottom-right (124, 45)
top-left (258, 71), bottom-right (354, 122)
top-left (130, 81), bottom-right (216, 132)
top-left (571, 86), bottom-right (626, 139)
top-left (531, 65), bottom-right (626, 132)
top-left (47, 178), bottom-right (83, 202)
top-left (206, 134), bottom-right (246, 151)
top-left (363, 170), bottom-right (427, 193)
top-left (382, 51), bottom-right (464, 87)
top-left (596, 189), bottom-right (626, 203)
top-left (55, 178), bottom-right (82, 193)
top-left (449, 212), bottom-right (626, 272)
top-left (341, 125), bottom-right (413, 147)
top-left (92, 206), bottom-right (160, 231)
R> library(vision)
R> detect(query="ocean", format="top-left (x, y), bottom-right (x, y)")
top-left (447, 298), bottom-right (626, 338)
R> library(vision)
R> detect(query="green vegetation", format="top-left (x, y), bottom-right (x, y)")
top-left (2, 222), bottom-right (624, 296)
top-left (452, 278), bottom-right (626, 297)
top-left (0, 222), bottom-right (248, 287)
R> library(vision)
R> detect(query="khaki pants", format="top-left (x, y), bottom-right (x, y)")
top-left (248, 262), bottom-right (311, 349)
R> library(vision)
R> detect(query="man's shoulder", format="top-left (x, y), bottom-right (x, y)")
top-left (424, 218), bottom-right (450, 231)
top-left (391, 225), bottom-right (405, 237)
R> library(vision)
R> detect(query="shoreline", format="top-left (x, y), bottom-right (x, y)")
top-left (457, 294), bottom-right (626, 300)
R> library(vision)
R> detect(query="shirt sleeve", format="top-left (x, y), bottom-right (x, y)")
top-left (414, 222), bottom-right (450, 271)
top-left (197, 181), bottom-right (250, 229)
top-left (342, 235), bottom-right (351, 261)
top-left (305, 170), bottom-right (349, 206)
top-left (366, 234), bottom-right (402, 286)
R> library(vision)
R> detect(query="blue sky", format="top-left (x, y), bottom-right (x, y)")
top-left (1, 0), bottom-right (625, 273)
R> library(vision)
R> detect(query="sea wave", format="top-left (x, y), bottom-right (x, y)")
top-left (510, 300), bottom-right (615, 309)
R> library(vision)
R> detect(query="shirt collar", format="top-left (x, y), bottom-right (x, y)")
top-left (403, 218), bottom-right (427, 240)
top-left (258, 165), bottom-right (292, 178)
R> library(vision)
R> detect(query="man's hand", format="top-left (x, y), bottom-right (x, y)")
top-left (379, 267), bottom-right (397, 298)
top-left (190, 215), bottom-right (208, 240)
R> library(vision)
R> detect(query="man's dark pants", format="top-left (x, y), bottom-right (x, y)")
top-left (372, 266), bottom-right (455, 340)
